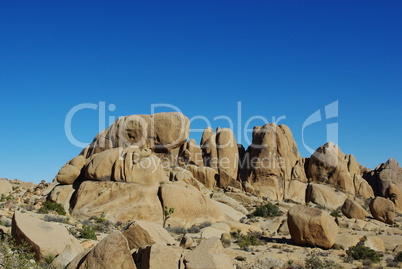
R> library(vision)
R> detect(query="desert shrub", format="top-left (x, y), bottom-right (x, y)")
top-left (253, 202), bottom-right (283, 217)
top-left (44, 253), bottom-right (55, 264)
top-left (187, 225), bottom-right (201, 234)
top-left (304, 252), bottom-right (334, 269)
top-left (315, 204), bottom-right (326, 210)
top-left (0, 218), bottom-right (12, 227)
top-left (1, 194), bottom-right (14, 202)
top-left (346, 244), bottom-right (380, 263)
top-left (386, 257), bottom-right (399, 267)
top-left (43, 214), bottom-right (67, 223)
top-left (0, 234), bottom-right (40, 268)
top-left (330, 209), bottom-right (342, 218)
top-left (231, 230), bottom-right (260, 251)
top-left (166, 226), bottom-right (187, 235)
top-left (38, 201), bottom-right (66, 216)
top-left (81, 225), bottom-right (97, 240)
top-left (395, 251), bottom-right (402, 262)
top-left (199, 221), bottom-right (211, 228)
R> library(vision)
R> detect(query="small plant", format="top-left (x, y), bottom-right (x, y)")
top-left (231, 230), bottom-right (260, 251)
top-left (395, 251), bottom-right (402, 262)
top-left (0, 233), bottom-right (40, 268)
top-left (43, 214), bottom-right (67, 223)
top-left (163, 206), bottom-right (174, 228)
top-left (38, 201), bottom-right (66, 215)
top-left (97, 212), bottom-right (106, 223)
top-left (187, 225), bottom-right (201, 233)
top-left (166, 226), bottom-right (187, 235)
top-left (253, 202), bottom-right (283, 217)
top-left (304, 252), bottom-right (326, 269)
top-left (288, 259), bottom-right (294, 265)
top-left (44, 253), bottom-right (55, 264)
top-left (330, 209), bottom-right (342, 218)
top-left (81, 225), bottom-right (97, 240)
top-left (346, 244), bottom-right (380, 263)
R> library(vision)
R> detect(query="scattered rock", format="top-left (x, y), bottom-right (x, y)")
top-left (180, 234), bottom-right (193, 249)
top-left (369, 196), bottom-right (395, 224)
top-left (341, 198), bottom-right (367, 219)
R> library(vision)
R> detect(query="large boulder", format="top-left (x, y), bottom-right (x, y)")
top-left (12, 211), bottom-right (81, 260)
top-left (122, 220), bottom-right (176, 250)
top-left (386, 183), bottom-right (402, 212)
top-left (287, 205), bottom-right (339, 249)
top-left (369, 196), bottom-right (395, 224)
top-left (306, 183), bottom-right (347, 210)
top-left (216, 128), bottom-right (239, 188)
top-left (183, 237), bottom-right (233, 269)
top-left (52, 242), bottom-right (84, 268)
top-left (179, 139), bottom-right (203, 167)
top-left (243, 123), bottom-right (301, 199)
top-left (187, 164), bottom-right (217, 190)
top-left (341, 198), bottom-right (367, 220)
top-left (68, 231), bottom-right (136, 269)
top-left (159, 182), bottom-right (225, 227)
top-left (365, 158), bottom-right (402, 197)
top-left (284, 180), bottom-right (307, 204)
top-left (82, 112), bottom-right (190, 158)
top-left (71, 181), bottom-right (163, 224)
top-left (56, 155), bottom-right (86, 185)
top-left (134, 244), bottom-right (182, 269)
top-left (48, 184), bottom-right (75, 212)
top-left (0, 179), bottom-right (12, 196)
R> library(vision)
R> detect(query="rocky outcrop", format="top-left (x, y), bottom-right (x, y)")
top-left (179, 139), bottom-right (203, 167)
top-left (0, 179), bottom-right (12, 196)
top-left (12, 211), bottom-right (81, 260)
top-left (341, 198), bottom-right (367, 219)
top-left (242, 123), bottom-right (301, 199)
top-left (369, 196), bottom-right (395, 224)
top-left (48, 184), bottom-right (75, 212)
top-left (183, 237), bottom-right (233, 269)
top-left (287, 205), bottom-right (339, 249)
top-left (68, 231), bottom-right (136, 269)
top-left (134, 244), bottom-right (182, 269)
top-left (122, 220), bottom-right (176, 250)
top-left (187, 164), bottom-right (217, 190)
top-left (306, 183), bottom-right (347, 210)
top-left (284, 180), bottom-right (307, 204)
top-left (81, 112), bottom-right (190, 158)
top-left (71, 181), bottom-right (163, 224)
top-left (159, 182), bottom-right (225, 227)
top-left (55, 155), bottom-right (86, 185)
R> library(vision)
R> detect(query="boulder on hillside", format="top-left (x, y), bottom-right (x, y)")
top-left (12, 211), bottom-right (81, 260)
top-left (306, 183), bottom-right (347, 210)
top-left (159, 182), bottom-right (225, 227)
top-left (242, 123), bottom-right (301, 199)
top-left (71, 181), bottom-right (163, 224)
top-left (81, 112), bottom-right (190, 158)
top-left (369, 196), bottom-right (395, 224)
top-left (287, 205), bottom-right (339, 249)
top-left (0, 179), bottom-right (12, 196)
top-left (341, 198), bottom-right (367, 220)
top-left (56, 155), bottom-right (86, 185)
top-left (67, 231), bottom-right (136, 269)
top-left (134, 244), bottom-right (182, 269)
top-left (122, 220), bottom-right (176, 250)
top-left (183, 237), bottom-right (233, 269)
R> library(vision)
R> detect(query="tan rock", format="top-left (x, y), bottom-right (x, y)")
top-left (242, 181), bottom-right (254, 193)
top-left (122, 220), bottom-right (176, 250)
top-left (52, 242), bottom-right (84, 268)
top-left (341, 198), bottom-right (367, 219)
top-left (0, 179), bottom-right (12, 196)
top-left (134, 244), bottom-right (182, 269)
top-left (56, 155), bottom-right (86, 185)
top-left (12, 211), bottom-right (81, 260)
top-left (159, 182), bottom-right (225, 227)
top-left (216, 128), bottom-right (239, 188)
top-left (365, 236), bottom-right (385, 252)
top-left (369, 196), bottom-right (395, 224)
top-left (180, 234), bottom-right (193, 249)
top-left (306, 183), bottom-right (347, 210)
top-left (335, 233), bottom-right (361, 250)
top-left (287, 205), bottom-right (339, 249)
top-left (69, 231), bottom-right (136, 269)
top-left (284, 180), bottom-right (307, 204)
top-left (187, 164), bottom-right (217, 190)
top-left (180, 139), bottom-right (203, 167)
top-left (71, 181), bottom-right (163, 224)
top-left (200, 222), bottom-right (231, 239)
top-left (183, 237), bottom-right (233, 269)
top-left (386, 183), bottom-right (402, 212)
top-left (291, 158), bottom-right (308, 182)
top-left (48, 184), bottom-right (75, 212)
top-left (85, 148), bottom-right (121, 181)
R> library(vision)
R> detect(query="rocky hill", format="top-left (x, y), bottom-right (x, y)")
top-left (1, 112), bottom-right (401, 269)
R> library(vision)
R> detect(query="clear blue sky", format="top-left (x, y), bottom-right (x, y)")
top-left (1, 1), bottom-right (401, 184)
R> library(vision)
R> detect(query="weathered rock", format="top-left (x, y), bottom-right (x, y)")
top-left (287, 205), bottom-right (339, 249)
top-left (170, 167), bottom-right (203, 191)
top-left (365, 236), bottom-right (385, 252)
top-left (341, 198), bottom-right (367, 219)
top-left (187, 164), bottom-right (217, 189)
top-left (386, 183), bottom-right (402, 212)
top-left (52, 242), bottom-right (84, 268)
top-left (180, 234), bottom-right (193, 249)
top-left (69, 231), bottom-right (136, 269)
top-left (243, 123), bottom-right (301, 199)
top-left (179, 139), bottom-right (203, 167)
top-left (0, 179), bottom-right (12, 196)
top-left (122, 220), bottom-right (176, 250)
top-left (284, 180), bottom-right (307, 204)
top-left (242, 181), bottom-right (254, 193)
top-left (369, 196), bottom-right (395, 224)
top-left (216, 128), bottom-right (239, 188)
top-left (291, 158), bottom-right (308, 182)
top-left (159, 182), bottom-right (225, 227)
top-left (306, 183), bottom-right (347, 210)
top-left (71, 181), bottom-right (163, 224)
top-left (82, 112), bottom-right (190, 158)
top-left (85, 148), bottom-right (121, 181)
top-left (48, 184), bottom-right (75, 212)
top-left (56, 155), bottom-right (86, 185)
top-left (12, 211), bottom-right (81, 260)
top-left (134, 244), bottom-right (182, 269)
top-left (183, 237), bottom-right (233, 269)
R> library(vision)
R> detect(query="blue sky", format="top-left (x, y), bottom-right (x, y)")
top-left (0, 1), bottom-right (401, 184)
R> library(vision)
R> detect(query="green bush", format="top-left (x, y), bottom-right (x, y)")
top-left (231, 230), bottom-right (260, 251)
top-left (330, 209), bottom-right (342, 218)
top-left (346, 244), bottom-right (380, 263)
top-left (304, 252), bottom-right (333, 269)
top-left (0, 234), bottom-right (40, 268)
top-left (395, 251), bottom-right (402, 262)
top-left (253, 202), bottom-right (283, 217)
top-left (38, 201), bottom-right (66, 215)
top-left (44, 253), bottom-right (55, 264)
top-left (81, 225), bottom-right (97, 240)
